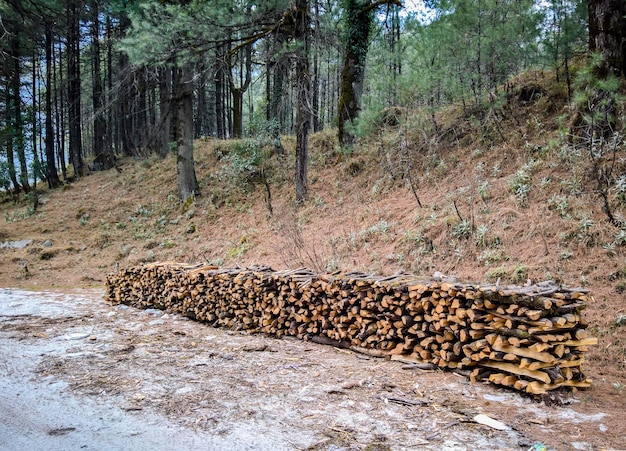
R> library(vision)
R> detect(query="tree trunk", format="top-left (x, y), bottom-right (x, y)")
top-left (311, 0), bottom-right (321, 132)
top-left (136, 68), bottom-right (148, 151)
top-left (176, 65), bottom-right (199, 202)
top-left (215, 56), bottom-right (225, 139)
top-left (10, 33), bottom-right (31, 192)
top-left (337, 0), bottom-right (374, 147)
top-left (67, 1), bottom-right (84, 177)
top-left (45, 23), bottom-right (62, 188)
top-left (5, 78), bottom-right (20, 194)
top-left (272, 60), bottom-right (287, 129)
top-left (337, 0), bottom-right (401, 146)
top-left (294, 0), bottom-right (310, 204)
top-left (231, 87), bottom-right (244, 138)
top-left (265, 39), bottom-right (272, 122)
top-left (106, 14), bottom-right (114, 154)
top-left (120, 62), bottom-right (134, 156)
top-left (228, 43), bottom-right (252, 139)
top-left (270, 33), bottom-right (288, 133)
top-left (158, 66), bottom-right (173, 157)
top-left (32, 46), bottom-right (42, 190)
top-left (195, 61), bottom-right (209, 138)
top-left (54, 38), bottom-right (67, 180)
top-left (207, 70), bottom-right (217, 137)
top-left (587, 0), bottom-right (626, 77)
top-left (91, 0), bottom-right (114, 170)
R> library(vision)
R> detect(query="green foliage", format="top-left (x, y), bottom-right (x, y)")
top-left (572, 53), bottom-right (623, 126)
top-left (478, 248), bottom-right (507, 266)
top-left (0, 160), bottom-right (10, 192)
top-left (511, 263), bottom-right (528, 283)
top-left (508, 170), bottom-right (532, 207)
top-left (367, 0), bottom-right (542, 110)
top-left (475, 224), bottom-right (500, 248)
top-left (121, 0), bottom-right (286, 66)
top-left (615, 176), bottom-right (626, 203)
top-left (227, 238), bottom-right (249, 258)
top-left (548, 194), bottom-right (569, 218)
top-left (209, 120), bottom-right (281, 205)
top-left (342, 0), bottom-right (375, 70)
top-left (213, 141), bottom-right (263, 185)
top-left (570, 55), bottom-right (626, 229)
top-left (451, 219), bottom-right (472, 240)
top-left (29, 159), bottom-right (46, 185)
top-left (368, 220), bottom-right (392, 236)
top-left (485, 265), bottom-right (508, 281)
top-left (477, 180), bottom-right (490, 201)
top-left (539, 0), bottom-right (587, 76)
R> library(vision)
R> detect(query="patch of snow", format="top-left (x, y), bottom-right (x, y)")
top-left (0, 239), bottom-right (32, 249)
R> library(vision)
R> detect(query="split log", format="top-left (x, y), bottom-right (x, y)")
top-left (105, 262), bottom-right (597, 395)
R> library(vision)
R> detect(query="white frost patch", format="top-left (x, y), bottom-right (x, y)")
top-left (62, 332), bottom-right (91, 340)
top-left (0, 239), bottom-right (32, 249)
top-left (557, 410), bottom-right (606, 423)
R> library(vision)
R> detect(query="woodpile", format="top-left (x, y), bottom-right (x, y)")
top-left (105, 262), bottom-right (597, 395)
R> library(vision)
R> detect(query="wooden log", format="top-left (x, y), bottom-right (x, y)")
top-left (105, 263), bottom-right (596, 395)
top-left (481, 361), bottom-right (552, 384)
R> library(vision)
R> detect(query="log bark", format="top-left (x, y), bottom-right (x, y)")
top-left (106, 263), bottom-right (596, 395)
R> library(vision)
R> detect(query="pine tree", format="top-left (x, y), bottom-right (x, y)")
top-left (337, 0), bottom-right (402, 147)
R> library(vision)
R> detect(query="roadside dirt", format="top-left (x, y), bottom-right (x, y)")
top-left (0, 288), bottom-right (622, 450)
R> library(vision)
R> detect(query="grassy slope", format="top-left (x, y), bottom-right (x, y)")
top-left (0, 69), bottom-right (624, 395)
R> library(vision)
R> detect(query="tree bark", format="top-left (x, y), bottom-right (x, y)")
top-left (312, 0), bottom-right (321, 132)
top-left (231, 86), bottom-right (244, 138)
top-left (4, 78), bottom-right (21, 194)
top-left (294, 0), bottom-right (310, 204)
top-left (32, 47), bottom-right (42, 190)
top-left (176, 64), bottom-right (199, 202)
top-left (158, 66), bottom-right (173, 157)
top-left (269, 33), bottom-right (288, 133)
top-left (136, 68), bottom-right (148, 151)
top-left (53, 38), bottom-right (67, 180)
top-left (194, 61), bottom-right (209, 138)
top-left (10, 33), bottom-right (31, 192)
top-left (45, 23), bottom-right (62, 188)
top-left (587, 0), bottom-right (626, 77)
top-left (228, 43), bottom-right (252, 139)
top-left (215, 48), bottom-right (226, 139)
top-left (67, 1), bottom-right (84, 177)
top-left (106, 14), bottom-right (114, 155)
top-left (91, 0), bottom-right (114, 170)
top-left (337, 0), bottom-right (402, 147)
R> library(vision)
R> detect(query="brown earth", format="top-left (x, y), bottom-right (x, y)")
top-left (0, 71), bottom-right (624, 448)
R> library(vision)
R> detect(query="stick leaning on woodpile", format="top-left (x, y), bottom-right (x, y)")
top-left (105, 262), bottom-right (597, 395)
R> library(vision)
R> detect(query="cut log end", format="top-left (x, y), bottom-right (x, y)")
top-left (105, 263), bottom-right (596, 395)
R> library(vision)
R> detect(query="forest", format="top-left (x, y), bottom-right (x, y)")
top-left (1, 0), bottom-right (623, 206)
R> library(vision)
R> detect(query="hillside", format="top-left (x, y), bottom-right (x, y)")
top-left (0, 71), bottom-right (624, 432)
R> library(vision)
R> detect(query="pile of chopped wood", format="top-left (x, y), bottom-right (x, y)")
top-left (105, 262), bottom-right (597, 395)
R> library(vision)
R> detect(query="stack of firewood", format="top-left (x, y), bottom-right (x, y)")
top-left (105, 262), bottom-right (597, 394)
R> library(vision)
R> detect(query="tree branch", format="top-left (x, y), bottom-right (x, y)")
top-left (360, 0), bottom-right (403, 15)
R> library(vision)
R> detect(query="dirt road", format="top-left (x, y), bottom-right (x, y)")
top-left (0, 288), bottom-right (618, 450)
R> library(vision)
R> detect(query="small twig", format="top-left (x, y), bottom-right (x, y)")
top-left (406, 170), bottom-right (423, 208)
top-left (383, 396), bottom-right (426, 407)
top-left (453, 201), bottom-right (464, 222)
